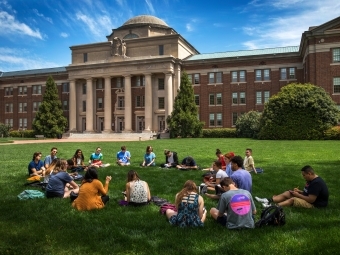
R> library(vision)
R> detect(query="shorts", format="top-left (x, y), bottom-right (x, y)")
top-left (293, 198), bottom-right (314, 208)
top-left (46, 191), bottom-right (64, 199)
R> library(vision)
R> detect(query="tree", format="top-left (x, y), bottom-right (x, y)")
top-left (258, 83), bottom-right (340, 140)
top-left (32, 76), bottom-right (67, 138)
top-left (236, 111), bottom-right (261, 138)
top-left (0, 123), bottom-right (11, 137)
top-left (166, 71), bottom-right (204, 138)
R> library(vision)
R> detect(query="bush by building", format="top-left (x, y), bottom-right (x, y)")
top-left (202, 128), bottom-right (237, 138)
top-left (235, 111), bottom-right (261, 138)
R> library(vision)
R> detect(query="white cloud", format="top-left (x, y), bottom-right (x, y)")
top-left (33, 8), bottom-right (53, 24)
top-left (60, 32), bottom-right (69, 38)
top-left (186, 23), bottom-right (193, 32)
top-left (0, 11), bottom-right (43, 39)
top-left (115, 0), bottom-right (124, 7)
top-left (145, 0), bottom-right (155, 15)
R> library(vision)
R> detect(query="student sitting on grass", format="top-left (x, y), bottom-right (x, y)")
top-left (72, 167), bottom-right (112, 211)
top-left (89, 147), bottom-right (110, 168)
top-left (45, 159), bottom-right (79, 199)
top-left (124, 170), bottom-right (151, 206)
top-left (160, 149), bottom-right (179, 168)
top-left (71, 149), bottom-right (88, 172)
top-left (166, 180), bottom-right (206, 227)
top-left (117, 146), bottom-right (131, 166)
top-left (244, 148), bottom-right (257, 174)
top-left (224, 152), bottom-right (235, 177)
top-left (44, 158), bottom-right (61, 184)
top-left (210, 177), bottom-right (256, 229)
top-left (176, 156), bottom-right (198, 170)
top-left (28, 152), bottom-right (46, 177)
top-left (44, 147), bottom-right (58, 169)
top-left (204, 160), bottom-right (228, 200)
top-left (255, 165), bottom-right (329, 208)
top-left (140, 145), bottom-right (156, 167)
top-left (202, 149), bottom-right (226, 171)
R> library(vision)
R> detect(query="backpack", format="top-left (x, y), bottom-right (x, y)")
top-left (255, 205), bottom-right (286, 227)
top-left (159, 203), bottom-right (177, 215)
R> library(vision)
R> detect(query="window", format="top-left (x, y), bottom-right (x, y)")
top-left (19, 118), bottom-right (27, 129)
top-left (280, 68), bottom-right (296, 80)
top-left (63, 100), bottom-right (68, 111)
top-left (19, 103), bottom-right (27, 113)
top-left (208, 72), bottom-right (222, 83)
top-left (209, 93), bottom-right (222, 105)
top-left (32, 85), bottom-right (42, 94)
top-left (264, 91), bottom-right (270, 103)
top-left (116, 77), bottom-right (124, 88)
top-left (118, 97), bottom-right (125, 109)
top-left (209, 113), bottom-right (215, 126)
top-left (82, 84), bottom-right (86, 94)
top-left (232, 112), bottom-right (238, 126)
top-left (255, 69), bottom-right (270, 81)
top-left (84, 53), bottom-right (88, 62)
top-left (333, 48), bottom-right (340, 62)
top-left (18, 86), bottom-right (27, 95)
top-left (209, 94), bottom-right (215, 105)
top-left (135, 76), bottom-right (145, 87)
top-left (194, 95), bottom-right (200, 106)
top-left (136, 96), bottom-right (145, 107)
top-left (216, 113), bottom-right (222, 126)
top-left (5, 103), bottom-right (13, 113)
top-left (82, 101), bottom-right (86, 112)
top-left (231, 71), bottom-right (246, 82)
top-left (158, 97), bottom-right (165, 109)
top-left (158, 78), bottom-right (164, 90)
top-left (97, 98), bottom-right (103, 109)
top-left (5, 87), bottom-right (13, 96)
top-left (62, 82), bottom-right (69, 92)
top-left (159, 45), bottom-right (164, 55)
top-left (256, 92), bottom-right (262, 104)
top-left (232, 92), bottom-right (246, 104)
top-left (33, 102), bottom-right (41, 112)
top-left (188, 74), bottom-right (200, 85)
top-left (96, 79), bottom-right (103, 89)
top-left (334, 77), bottom-right (340, 93)
top-left (216, 93), bottom-right (222, 105)
top-left (5, 119), bottom-right (13, 128)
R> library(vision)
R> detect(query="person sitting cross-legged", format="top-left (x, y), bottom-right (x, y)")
top-left (176, 156), bottom-right (198, 170)
top-left (204, 160), bottom-right (228, 200)
top-left (255, 165), bottom-right (329, 208)
top-left (117, 146), bottom-right (131, 166)
top-left (210, 177), bottom-right (256, 229)
top-left (160, 149), bottom-right (179, 168)
top-left (28, 152), bottom-right (46, 177)
top-left (140, 145), bottom-right (156, 167)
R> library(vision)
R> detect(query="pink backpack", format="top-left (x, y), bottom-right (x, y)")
top-left (160, 203), bottom-right (177, 214)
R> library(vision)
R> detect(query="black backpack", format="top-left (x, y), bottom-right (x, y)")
top-left (255, 205), bottom-right (286, 227)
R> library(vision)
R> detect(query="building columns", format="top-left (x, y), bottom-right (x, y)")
top-left (68, 80), bottom-right (77, 132)
top-left (123, 75), bottom-right (132, 132)
top-left (85, 78), bottom-right (94, 132)
top-left (174, 64), bottom-right (181, 98)
top-left (165, 72), bottom-right (173, 121)
top-left (103, 76), bottom-right (112, 133)
top-left (144, 73), bottom-right (152, 132)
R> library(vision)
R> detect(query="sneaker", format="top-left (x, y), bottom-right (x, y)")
top-left (255, 196), bottom-right (269, 204)
top-left (262, 203), bottom-right (271, 208)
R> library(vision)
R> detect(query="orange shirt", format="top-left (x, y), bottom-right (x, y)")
top-left (72, 179), bottom-right (108, 211)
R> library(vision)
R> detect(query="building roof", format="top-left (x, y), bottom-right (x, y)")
top-left (185, 46), bottom-right (299, 61)
top-left (0, 67), bottom-right (67, 78)
top-left (122, 15), bottom-right (169, 27)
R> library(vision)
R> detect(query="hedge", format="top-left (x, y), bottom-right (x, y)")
top-left (202, 128), bottom-right (237, 138)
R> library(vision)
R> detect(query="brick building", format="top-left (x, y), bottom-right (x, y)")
top-left (1, 15), bottom-right (340, 132)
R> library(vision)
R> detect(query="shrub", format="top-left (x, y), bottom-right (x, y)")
top-left (9, 130), bottom-right (35, 138)
top-left (0, 123), bottom-right (11, 137)
top-left (202, 128), bottom-right (237, 138)
top-left (235, 111), bottom-right (261, 138)
top-left (258, 83), bottom-right (340, 140)
top-left (324, 126), bottom-right (340, 140)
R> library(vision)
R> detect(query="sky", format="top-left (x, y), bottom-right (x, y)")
top-left (0, 0), bottom-right (340, 72)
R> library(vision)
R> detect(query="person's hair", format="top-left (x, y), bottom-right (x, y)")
top-left (146, 145), bottom-right (153, 152)
top-left (45, 158), bottom-right (61, 175)
top-left (127, 170), bottom-right (140, 182)
top-left (186, 156), bottom-right (193, 163)
top-left (216, 149), bottom-right (222, 156)
top-left (175, 180), bottom-right (197, 208)
top-left (59, 159), bottom-right (68, 171)
top-left (301, 165), bottom-right (315, 174)
top-left (73, 149), bottom-right (84, 161)
top-left (67, 159), bottom-right (74, 166)
top-left (121, 145), bottom-right (126, 150)
top-left (51, 147), bottom-right (57, 152)
top-left (246, 148), bottom-right (252, 153)
top-left (96, 147), bottom-right (101, 151)
top-left (224, 152), bottom-right (235, 160)
top-left (214, 159), bottom-right (222, 168)
top-left (230, 155), bottom-right (243, 168)
top-left (83, 167), bottom-right (99, 183)
top-left (220, 177), bottom-right (233, 188)
top-left (32, 152), bottom-right (42, 161)
top-left (164, 149), bottom-right (170, 155)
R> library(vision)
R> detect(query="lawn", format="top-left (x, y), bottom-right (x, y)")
top-left (0, 138), bottom-right (339, 255)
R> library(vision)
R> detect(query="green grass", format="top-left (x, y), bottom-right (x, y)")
top-left (0, 138), bottom-right (339, 255)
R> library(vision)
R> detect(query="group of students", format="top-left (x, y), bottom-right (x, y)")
top-left (26, 146), bottom-right (329, 229)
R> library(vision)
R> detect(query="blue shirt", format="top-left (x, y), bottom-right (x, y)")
top-left (28, 160), bottom-right (44, 175)
top-left (144, 152), bottom-right (156, 165)
top-left (44, 155), bottom-right (57, 167)
top-left (230, 169), bottom-right (252, 193)
top-left (46, 171), bottom-right (73, 195)
top-left (117, 151), bottom-right (131, 163)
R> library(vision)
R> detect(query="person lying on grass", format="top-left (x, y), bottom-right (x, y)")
top-left (166, 180), bottom-right (207, 227)
top-left (176, 156), bottom-right (198, 170)
top-left (255, 165), bottom-right (329, 208)
top-left (28, 151), bottom-right (46, 177)
top-left (124, 170), bottom-right (151, 206)
top-left (210, 177), bottom-right (256, 229)
top-left (72, 167), bottom-right (111, 211)
top-left (45, 159), bottom-right (79, 199)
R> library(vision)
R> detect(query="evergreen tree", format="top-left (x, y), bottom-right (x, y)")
top-left (32, 76), bottom-right (67, 138)
top-left (167, 71), bottom-right (204, 138)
